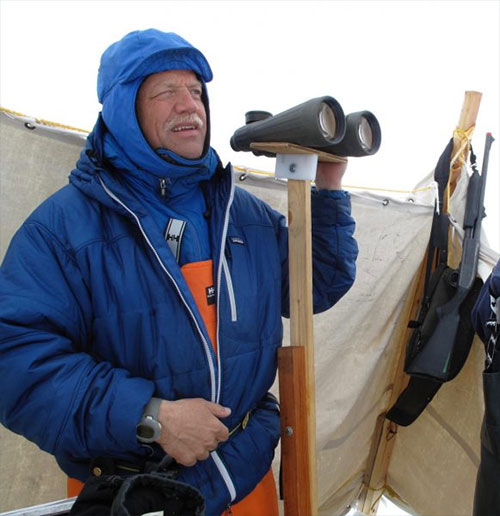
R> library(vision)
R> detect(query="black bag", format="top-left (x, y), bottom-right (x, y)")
top-left (386, 267), bottom-right (483, 426)
top-left (405, 264), bottom-right (483, 381)
top-left (69, 473), bottom-right (205, 516)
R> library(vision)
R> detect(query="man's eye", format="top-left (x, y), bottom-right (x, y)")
top-left (153, 89), bottom-right (174, 99)
top-left (191, 88), bottom-right (202, 98)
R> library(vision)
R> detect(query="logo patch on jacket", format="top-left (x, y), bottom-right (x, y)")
top-left (164, 218), bottom-right (186, 263)
top-left (206, 285), bottom-right (216, 305)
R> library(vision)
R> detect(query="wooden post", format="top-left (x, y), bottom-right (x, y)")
top-left (448, 91), bottom-right (482, 198)
top-left (358, 264), bottom-right (426, 514)
top-left (248, 143), bottom-right (345, 515)
top-left (279, 346), bottom-right (315, 515)
top-left (359, 91), bottom-right (482, 515)
top-left (279, 179), bottom-right (318, 516)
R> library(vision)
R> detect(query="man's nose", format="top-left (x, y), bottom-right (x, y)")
top-left (174, 87), bottom-right (199, 112)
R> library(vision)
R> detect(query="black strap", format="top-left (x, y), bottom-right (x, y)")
top-left (386, 139), bottom-right (455, 426)
top-left (423, 138), bottom-right (454, 294)
top-left (386, 377), bottom-right (442, 426)
top-left (90, 455), bottom-right (179, 478)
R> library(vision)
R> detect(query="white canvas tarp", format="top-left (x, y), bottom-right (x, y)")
top-left (0, 109), bottom-right (498, 515)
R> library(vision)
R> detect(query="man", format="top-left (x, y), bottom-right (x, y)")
top-left (472, 259), bottom-right (500, 515)
top-left (0, 29), bottom-right (358, 515)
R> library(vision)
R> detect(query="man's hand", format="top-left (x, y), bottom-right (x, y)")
top-left (315, 160), bottom-right (348, 190)
top-left (156, 398), bottom-right (231, 466)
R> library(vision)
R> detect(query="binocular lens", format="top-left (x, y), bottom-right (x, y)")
top-left (358, 117), bottom-right (373, 151)
top-left (318, 103), bottom-right (337, 139)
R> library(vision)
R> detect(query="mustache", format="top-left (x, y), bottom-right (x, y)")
top-left (165, 114), bottom-right (204, 131)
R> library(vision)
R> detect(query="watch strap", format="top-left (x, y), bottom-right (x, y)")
top-left (143, 397), bottom-right (162, 420)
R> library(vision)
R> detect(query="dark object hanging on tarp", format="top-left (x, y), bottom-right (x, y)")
top-left (386, 132), bottom-right (494, 427)
top-left (69, 472), bottom-right (205, 516)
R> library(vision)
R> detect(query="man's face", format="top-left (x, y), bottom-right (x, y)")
top-left (136, 69), bottom-right (207, 159)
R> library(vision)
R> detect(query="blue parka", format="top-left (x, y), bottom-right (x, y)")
top-left (472, 259), bottom-right (500, 346)
top-left (0, 30), bottom-right (358, 514)
top-left (471, 260), bottom-right (500, 516)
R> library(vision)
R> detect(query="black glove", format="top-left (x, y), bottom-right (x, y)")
top-left (69, 473), bottom-right (205, 516)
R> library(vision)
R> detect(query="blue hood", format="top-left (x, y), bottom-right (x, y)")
top-left (96, 29), bottom-right (218, 179)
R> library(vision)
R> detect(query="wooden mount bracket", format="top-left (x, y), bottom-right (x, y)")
top-left (250, 141), bottom-right (347, 163)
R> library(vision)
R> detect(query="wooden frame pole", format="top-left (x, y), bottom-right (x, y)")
top-left (278, 177), bottom-right (318, 515)
top-left (267, 149), bottom-right (345, 516)
top-left (447, 91), bottom-right (482, 208)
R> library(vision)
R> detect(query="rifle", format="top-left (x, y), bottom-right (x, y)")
top-left (407, 132), bottom-right (494, 381)
top-left (387, 133), bottom-right (494, 426)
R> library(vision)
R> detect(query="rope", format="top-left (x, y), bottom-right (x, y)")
top-left (445, 125), bottom-right (475, 211)
top-left (233, 165), bottom-right (434, 195)
top-left (0, 108), bottom-right (437, 198)
top-left (451, 126), bottom-right (475, 168)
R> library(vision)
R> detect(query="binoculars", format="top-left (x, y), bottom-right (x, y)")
top-left (230, 96), bottom-right (381, 158)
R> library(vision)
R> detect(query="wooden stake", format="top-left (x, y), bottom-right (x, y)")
top-left (448, 91), bottom-right (482, 199)
top-left (279, 178), bottom-right (318, 515)
top-left (358, 263), bottom-right (426, 514)
top-left (279, 346), bottom-right (314, 515)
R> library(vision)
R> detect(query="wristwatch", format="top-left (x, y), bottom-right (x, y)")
top-left (136, 397), bottom-right (162, 443)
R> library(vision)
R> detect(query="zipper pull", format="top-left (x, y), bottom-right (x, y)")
top-left (226, 505), bottom-right (233, 515)
top-left (159, 178), bottom-right (168, 197)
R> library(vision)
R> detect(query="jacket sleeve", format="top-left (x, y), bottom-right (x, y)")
top-left (277, 188), bottom-right (358, 318)
top-left (0, 220), bottom-right (155, 460)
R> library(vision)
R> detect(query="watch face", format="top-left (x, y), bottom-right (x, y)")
top-left (137, 423), bottom-right (155, 440)
top-left (137, 400), bottom-right (162, 443)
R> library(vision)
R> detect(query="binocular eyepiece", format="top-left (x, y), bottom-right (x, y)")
top-left (230, 96), bottom-right (381, 158)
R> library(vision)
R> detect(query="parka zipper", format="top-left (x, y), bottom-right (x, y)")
top-left (159, 178), bottom-right (169, 197)
top-left (99, 172), bottom-right (239, 503)
top-left (215, 167), bottom-right (236, 404)
top-left (212, 168), bottom-right (239, 504)
top-left (211, 451), bottom-right (237, 504)
top-left (97, 176), bottom-right (217, 402)
top-left (222, 256), bottom-right (237, 322)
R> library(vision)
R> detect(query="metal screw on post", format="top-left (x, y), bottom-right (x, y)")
top-left (289, 163), bottom-right (296, 173)
top-left (285, 426), bottom-right (294, 437)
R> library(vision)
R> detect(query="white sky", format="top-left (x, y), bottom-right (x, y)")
top-left (1, 0), bottom-right (499, 251)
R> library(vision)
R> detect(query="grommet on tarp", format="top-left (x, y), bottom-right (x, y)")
top-left (382, 199), bottom-right (389, 206)
top-left (24, 122), bottom-right (36, 130)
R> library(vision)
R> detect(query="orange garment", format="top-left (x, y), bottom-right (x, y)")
top-left (222, 469), bottom-right (279, 516)
top-left (181, 261), bottom-right (278, 516)
top-left (67, 470), bottom-right (279, 514)
top-left (181, 260), bottom-right (217, 352)
top-left (67, 477), bottom-right (84, 497)
top-left (67, 260), bottom-right (278, 515)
